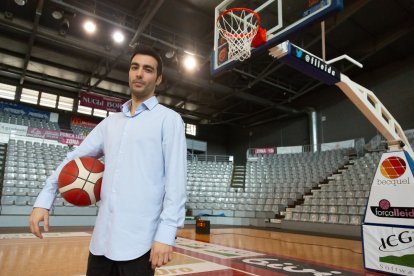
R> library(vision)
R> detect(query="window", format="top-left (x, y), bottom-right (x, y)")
top-left (78, 104), bottom-right (92, 115)
top-left (185, 123), bottom-right (196, 136)
top-left (40, 92), bottom-right (57, 108)
top-left (58, 96), bottom-right (74, 111)
top-left (108, 111), bottom-right (116, 116)
top-left (20, 88), bottom-right (39, 104)
top-left (0, 83), bottom-right (16, 100)
top-left (93, 108), bottom-right (107, 118)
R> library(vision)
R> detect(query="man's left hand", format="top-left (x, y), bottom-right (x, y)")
top-left (150, 241), bottom-right (173, 269)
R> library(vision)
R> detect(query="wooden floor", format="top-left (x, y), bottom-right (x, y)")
top-left (0, 226), bottom-right (386, 276)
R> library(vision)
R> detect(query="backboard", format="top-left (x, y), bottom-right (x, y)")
top-left (211, 0), bottom-right (343, 76)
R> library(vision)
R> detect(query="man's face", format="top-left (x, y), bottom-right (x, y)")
top-left (128, 54), bottom-right (162, 101)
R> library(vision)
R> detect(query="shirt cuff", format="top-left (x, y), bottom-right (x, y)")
top-left (154, 224), bottom-right (177, 246)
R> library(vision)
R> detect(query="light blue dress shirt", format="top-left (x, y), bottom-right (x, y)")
top-left (34, 96), bottom-right (187, 261)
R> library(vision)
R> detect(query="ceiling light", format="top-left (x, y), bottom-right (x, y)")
top-left (52, 10), bottom-right (63, 20)
top-left (165, 50), bottom-right (175, 59)
top-left (112, 31), bottom-right (124, 44)
top-left (83, 20), bottom-right (96, 34)
top-left (14, 0), bottom-right (27, 6)
top-left (183, 55), bottom-right (197, 71)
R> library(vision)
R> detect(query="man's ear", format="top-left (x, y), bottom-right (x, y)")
top-left (156, 75), bottom-right (162, 86)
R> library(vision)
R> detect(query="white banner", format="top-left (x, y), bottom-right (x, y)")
top-left (276, 145), bottom-right (302, 154)
top-left (321, 139), bottom-right (354, 151)
top-left (364, 151), bottom-right (414, 226)
top-left (0, 122), bottom-right (28, 136)
top-left (363, 224), bottom-right (414, 275)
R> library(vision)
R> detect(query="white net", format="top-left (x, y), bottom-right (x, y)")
top-left (217, 8), bottom-right (260, 61)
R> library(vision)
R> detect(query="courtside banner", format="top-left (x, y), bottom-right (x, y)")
top-left (364, 151), bottom-right (414, 226)
top-left (363, 224), bottom-right (414, 275)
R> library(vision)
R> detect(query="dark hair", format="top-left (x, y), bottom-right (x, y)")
top-left (130, 45), bottom-right (163, 77)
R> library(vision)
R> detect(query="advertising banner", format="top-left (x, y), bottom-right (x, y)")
top-left (254, 148), bottom-right (275, 154)
top-left (0, 122), bottom-right (28, 136)
top-left (277, 146), bottom-right (303, 154)
top-left (58, 131), bottom-right (84, 146)
top-left (0, 101), bottom-right (50, 120)
top-left (71, 116), bottom-right (98, 128)
top-left (44, 130), bottom-right (60, 140)
top-left (26, 127), bottom-right (46, 138)
top-left (363, 224), bottom-right (414, 275)
top-left (364, 151), bottom-right (414, 227)
top-left (321, 139), bottom-right (355, 151)
top-left (79, 91), bottom-right (126, 112)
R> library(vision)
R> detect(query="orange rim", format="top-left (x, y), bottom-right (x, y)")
top-left (216, 7), bottom-right (261, 39)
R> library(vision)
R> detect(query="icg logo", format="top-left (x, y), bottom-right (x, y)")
top-left (379, 230), bottom-right (414, 252)
top-left (380, 156), bottom-right (406, 179)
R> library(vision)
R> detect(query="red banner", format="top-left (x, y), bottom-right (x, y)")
top-left (254, 148), bottom-right (276, 154)
top-left (27, 127), bottom-right (46, 138)
top-left (80, 91), bottom-right (127, 112)
top-left (71, 116), bottom-right (98, 128)
top-left (58, 137), bottom-right (83, 146)
top-left (58, 131), bottom-right (85, 146)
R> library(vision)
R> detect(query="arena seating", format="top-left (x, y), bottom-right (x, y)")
top-left (244, 150), bottom-right (349, 216)
top-left (283, 151), bottom-right (382, 225)
top-left (0, 138), bottom-right (97, 216)
top-left (186, 160), bottom-right (233, 212)
top-left (0, 136), bottom-right (382, 231)
top-left (71, 125), bottom-right (94, 137)
top-left (0, 110), bottom-right (60, 131)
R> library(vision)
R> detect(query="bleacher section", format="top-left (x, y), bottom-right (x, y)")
top-left (186, 160), bottom-right (233, 214)
top-left (71, 125), bottom-right (94, 137)
top-left (0, 135), bottom-right (384, 237)
top-left (280, 151), bottom-right (382, 236)
top-left (0, 110), bottom-right (59, 131)
top-left (284, 151), bottom-right (380, 224)
top-left (0, 138), bottom-right (98, 226)
top-left (246, 150), bottom-right (349, 214)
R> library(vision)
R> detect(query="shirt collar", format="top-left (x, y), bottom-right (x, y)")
top-left (121, 96), bottom-right (158, 116)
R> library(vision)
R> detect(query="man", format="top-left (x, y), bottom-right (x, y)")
top-left (29, 46), bottom-right (187, 275)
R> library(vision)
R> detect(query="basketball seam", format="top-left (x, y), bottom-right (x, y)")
top-left (77, 157), bottom-right (97, 205)
top-left (73, 157), bottom-right (96, 206)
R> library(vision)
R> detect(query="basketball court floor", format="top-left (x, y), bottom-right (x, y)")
top-left (0, 225), bottom-right (386, 276)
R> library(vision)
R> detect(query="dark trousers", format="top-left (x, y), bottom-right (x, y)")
top-left (86, 251), bottom-right (154, 276)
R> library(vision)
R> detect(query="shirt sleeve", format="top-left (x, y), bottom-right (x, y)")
top-left (154, 112), bottom-right (187, 246)
top-left (33, 119), bottom-right (107, 210)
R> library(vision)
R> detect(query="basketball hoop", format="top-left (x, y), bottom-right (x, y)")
top-left (216, 8), bottom-right (266, 62)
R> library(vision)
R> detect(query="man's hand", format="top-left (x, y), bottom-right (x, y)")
top-left (149, 241), bottom-right (173, 269)
top-left (29, 207), bottom-right (50, 239)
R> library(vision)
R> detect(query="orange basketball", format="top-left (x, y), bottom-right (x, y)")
top-left (58, 157), bottom-right (104, 207)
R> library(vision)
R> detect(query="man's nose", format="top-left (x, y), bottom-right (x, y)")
top-left (135, 68), bottom-right (143, 78)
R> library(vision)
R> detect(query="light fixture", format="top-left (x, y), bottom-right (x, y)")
top-left (83, 20), bottom-right (96, 34)
top-left (183, 54), bottom-right (197, 71)
top-left (52, 11), bottom-right (63, 20)
top-left (165, 50), bottom-right (175, 59)
top-left (59, 18), bottom-right (70, 36)
top-left (14, 0), bottom-right (27, 6)
top-left (112, 30), bottom-right (124, 44)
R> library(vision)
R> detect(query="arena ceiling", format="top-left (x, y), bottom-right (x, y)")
top-left (0, 0), bottom-right (413, 127)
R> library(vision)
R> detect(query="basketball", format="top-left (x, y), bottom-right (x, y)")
top-left (57, 157), bottom-right (104, 207)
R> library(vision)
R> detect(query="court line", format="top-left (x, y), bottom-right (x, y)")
top-left (174, 252), bottom-right (260, 276)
